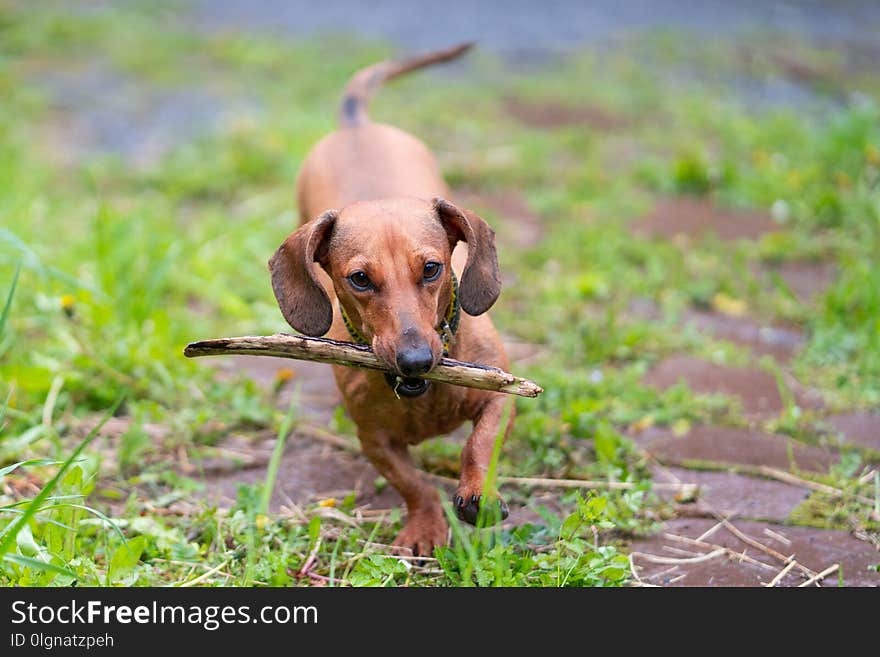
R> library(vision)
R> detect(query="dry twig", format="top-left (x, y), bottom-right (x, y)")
top-left (496, 474), bottom-right (696, 493)
top-left (797, 564), bottom-right (839, 587)
top-left (630, 548), bottom-right (726, 566)
top-left (185, 333), bottom-right (543, 398)
top-left (662, 532), bottom-right (777, 573)
top-left (716, 517), bottom-right (819, 579)
top-left (764, 559), bottom-right (799, 587)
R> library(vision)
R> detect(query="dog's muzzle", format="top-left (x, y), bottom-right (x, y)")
top-left (384, 373), bottom-right (430, 398)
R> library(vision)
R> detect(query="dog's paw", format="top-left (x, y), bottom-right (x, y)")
top-left (453, 490), bottom-right (509, 526)
top-left (392, 511), bottom-right (448, 558)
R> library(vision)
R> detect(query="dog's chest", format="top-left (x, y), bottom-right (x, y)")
top-left (332, 367), bottom-right (472, 442)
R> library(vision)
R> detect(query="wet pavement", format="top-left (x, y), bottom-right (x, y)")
top-left (191, 1), bottom-right (880, 54)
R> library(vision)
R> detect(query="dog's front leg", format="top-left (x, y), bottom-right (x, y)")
top-left (360, 431), bottom-right (447, 557)
top-left (454, 394), bottom-right (513, 525)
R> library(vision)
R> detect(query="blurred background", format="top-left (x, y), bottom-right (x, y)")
top-left (1, 1), bottom-right (878, 587)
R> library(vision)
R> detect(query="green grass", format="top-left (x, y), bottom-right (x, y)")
top-left (1, 1), bottom-right (878, 586)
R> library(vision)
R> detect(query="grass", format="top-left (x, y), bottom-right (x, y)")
top-left (1, 1), bottom-right (879, 586)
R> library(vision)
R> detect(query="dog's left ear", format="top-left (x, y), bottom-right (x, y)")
top-left (434, 198), bottom-right (501, 316)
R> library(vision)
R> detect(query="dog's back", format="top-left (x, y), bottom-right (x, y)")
top-left (295, 44), bottom-right (473, 222)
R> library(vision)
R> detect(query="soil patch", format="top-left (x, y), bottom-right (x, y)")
top-left (212, 355), bottom-right (342, 423)
top-left (636, 425), bottom-right (836, 474)
top-left (629, 517), bottom-right (879, 587)
top-left (502, 96), bottom-right (628, 131)
top-left (198, 434), bottom-right (404, 511)
top-left (454, 188), bottom-right (544, 248)
top-left (633, 197), bottom-right (779, 242)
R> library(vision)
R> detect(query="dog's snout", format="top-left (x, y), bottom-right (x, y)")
top-left (396, 345), bottom-right (434, 377)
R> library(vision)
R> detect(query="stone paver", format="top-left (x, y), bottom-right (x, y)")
top-left (652, 465), bottom-right (810, 521)
top-left (825, 412), bottom-right (880, 452)
top-left (633, 197), bottom-right (779, 242)
top-left (637, 425), bottom-right (836, 474)
top-left (682, 310), bottom-right (805, 363)
top-left (643, 355), bottom-right (787, 418)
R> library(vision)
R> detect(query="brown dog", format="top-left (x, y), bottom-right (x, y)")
top-left (269, 43), bottom-right (512, 557)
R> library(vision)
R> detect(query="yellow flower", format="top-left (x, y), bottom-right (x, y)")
top-left (317, 498), bottom-right (336, 508)
top-left (711, 292), bottom-right (747, 317)
top-left (275, 368), bottom-right (295, 383)
top-left (630, 415), bottom-right (655, 434)
top-left (272, 368), bottom-right (296, 393)
top-left (60, 294), bottom-right (76, 318)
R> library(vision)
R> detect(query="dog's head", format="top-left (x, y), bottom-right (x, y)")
top-left (268, 197), bottom-right (500, 391)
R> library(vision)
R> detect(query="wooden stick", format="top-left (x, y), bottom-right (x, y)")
top-left (764, 558), bottom-right (798, 587)
top-left (756, 466), bottom-right (874, 506)
top-left (717, 517), bottom-right (818, 579)
top-left (184, 333), bottom-right (543, 398)
top-left (662, 532), bottom-right (777, 573)
top-left (178, 560), bottom-right (231, 587)
top-left (696, 520), bottom-right (725, 543)
top-left (762, 527), bottom-right (792, 547)
top-left (298, 424), bottom-right (359, 454)
top-left (630, 548), bottom-right (726, 566)
top-left (496, 474), bottom-right (697, 492)
top-left (797, 563), bottom-right (839, 587)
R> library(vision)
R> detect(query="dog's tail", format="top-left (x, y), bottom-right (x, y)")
top-left (339, 42), bottom-right (474, 128)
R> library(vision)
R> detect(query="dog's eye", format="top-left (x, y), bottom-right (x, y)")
top-left (348, 271), bottom-right (372, 291)
top-left (422, 262), bottom-right (442, 282)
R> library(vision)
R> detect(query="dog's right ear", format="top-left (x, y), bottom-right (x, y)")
top-left (268, 210), bottom-right (338, 336)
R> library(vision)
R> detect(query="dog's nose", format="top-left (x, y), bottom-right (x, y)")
top-left (396, 345), bottom-right (434, 377)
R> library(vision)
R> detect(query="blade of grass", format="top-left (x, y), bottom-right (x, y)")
top-left (0, 260), bottom-right (21, 337)
top-left (0, 394), bottom-right (125, 556)
top-left (874, 471), bottom-right (879, 517)
top-left (3, 553), bottom-right (76, 578)
top-left (259, 387), bottom-right (299, 516)
top-left (441, 499), bottom-right (481, 587)
top-left (0, 385), bottom-right (13, 427)
top-left (477, 397), bottom-right (514, 528)
top-left (328, 535), bottom-right (341, 588)
top-left (0, 506), bottom-right (76, 531)
top-left (478, 398), bottom-right (514, 586)
top-left (0, 458), bottom-right (63, 478)
top-left (38, 503), bottom-right (126, 540)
